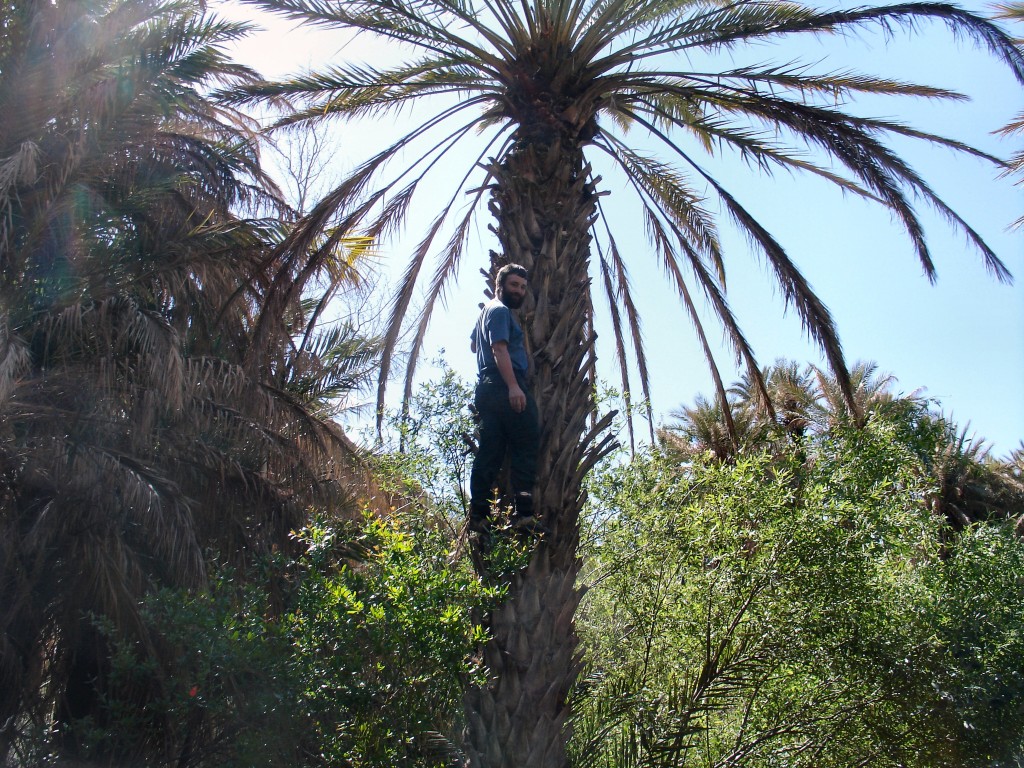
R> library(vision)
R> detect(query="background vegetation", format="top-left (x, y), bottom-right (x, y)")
top-left (0, 0), bottom-right (1022, 764)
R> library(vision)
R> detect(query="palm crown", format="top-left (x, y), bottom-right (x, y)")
top-left (241, 0), bottom-right (1021, 431)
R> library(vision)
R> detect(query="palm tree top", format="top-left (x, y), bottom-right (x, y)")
top-left (235, 0), bottom-right (1023, 431)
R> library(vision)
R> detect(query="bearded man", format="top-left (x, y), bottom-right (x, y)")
top-left (468, 263), bottom-right (541, 533)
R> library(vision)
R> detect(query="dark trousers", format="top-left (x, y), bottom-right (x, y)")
top-left (469, 376), bottom-right (539, 514)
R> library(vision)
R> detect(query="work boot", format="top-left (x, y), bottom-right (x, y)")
top-left (510, 492), bottom-right (547, 535)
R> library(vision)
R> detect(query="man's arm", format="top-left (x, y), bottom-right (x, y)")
top-left (491, 341), bottom-right (526, 413)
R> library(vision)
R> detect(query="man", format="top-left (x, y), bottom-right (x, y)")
top-left (468, 263), bottom-right (541, 533)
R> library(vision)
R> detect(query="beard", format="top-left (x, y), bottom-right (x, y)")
top-left (500, 292), bottom-right (525, 309)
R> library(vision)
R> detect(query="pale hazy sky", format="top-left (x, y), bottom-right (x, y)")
top-left (218, 0), bottom-right (1024, 455)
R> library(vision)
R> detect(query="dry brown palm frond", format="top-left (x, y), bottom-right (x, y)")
top-left (397, 135), bottom-right (507, 419)
top-left (0, 319), bottom-right (31, 403)
top-left (603, 233), bottom-right (655, 443)
top-left (597, 247), bottom-right (638, 450)
top-left (600, 138), bottom-right (761, 430)
top-left (0, 141), bottom-right (39, 198)
top-left (718, 180), bottom-right (856, 418)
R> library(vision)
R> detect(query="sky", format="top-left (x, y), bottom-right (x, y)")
top-left (216, 0), bottom-right (1024, 456)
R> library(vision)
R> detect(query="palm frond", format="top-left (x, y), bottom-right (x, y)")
top-left (598, 247), bottom-right (637, 451)
top-left (400, 184), bottom-right (490, 416)
top-left (602, 229), bottom-right (656, 443)
top-left (240, 0), bottom-right (1016, 453)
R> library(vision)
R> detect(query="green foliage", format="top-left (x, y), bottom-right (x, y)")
top-left (12, 354), bottom-right (1019, 768)
top-left (23, 508), bottom-right (494, 768)
top-left (65, 575), bottom-right (300, 767)
top-left (370, 362), bottom-right (477, 518)
top-left (918, 523), bottom-right (1024, 761)
top-left (574, 411), bottom-right (1024, 768)
top-left (291, 514), bottom-right (495, 767)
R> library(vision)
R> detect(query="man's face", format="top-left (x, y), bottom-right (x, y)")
top-left (500, 274), bottom-right (528, 309)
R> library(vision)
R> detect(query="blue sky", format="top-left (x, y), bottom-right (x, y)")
top-left (219, 0), bottom-right (1024, 456)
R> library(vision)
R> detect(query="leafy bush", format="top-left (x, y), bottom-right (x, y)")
top-left (28, 509), bottom-right (493, 768)
top-left (574, 414), bottom-right (1024, 768)
top-left (291, 515), bottom-right (496, 767)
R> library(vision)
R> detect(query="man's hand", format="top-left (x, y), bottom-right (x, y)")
top-left (492, 341), bottom-right (526, 413)
top-left (508, 384), bottom-right (526, 413)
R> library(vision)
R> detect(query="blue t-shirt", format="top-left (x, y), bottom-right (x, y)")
top-left (471, 299), bottom-right (528, 377)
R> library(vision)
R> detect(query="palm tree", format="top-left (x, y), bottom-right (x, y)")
top-left (665, 358), bottom-right (913, 461)
top-left (0, 0), bottom-right (379, 757)
top-left (919, 425), bottom-right (1024, 533)
top-left (659, 394), bottom-right (764, 462)
top-left (1006, 442), bottom-right (1024, 492)
top-left (234, 0), bottom-right (1023, 764)
top-left (730, 359), bottom-right (817, 439)
top-left (808, 359), bottom-right (909, 429)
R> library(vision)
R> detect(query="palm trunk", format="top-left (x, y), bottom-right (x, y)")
top-left (463, 136), bottom-right (615, 768)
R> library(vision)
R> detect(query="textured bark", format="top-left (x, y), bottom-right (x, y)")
top-left (464, 135), bottom-right (614, 767)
